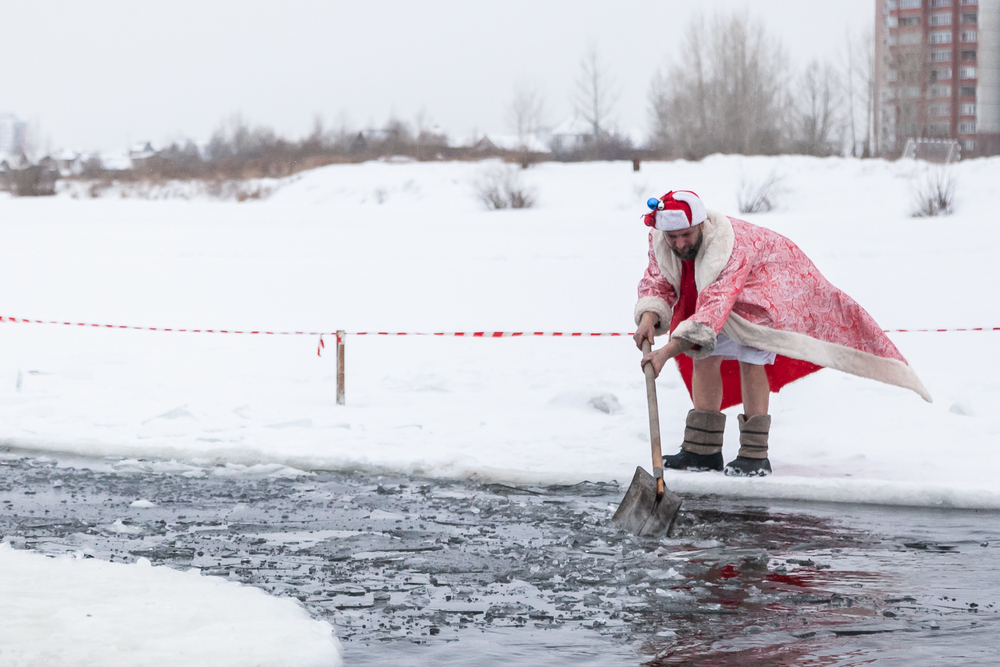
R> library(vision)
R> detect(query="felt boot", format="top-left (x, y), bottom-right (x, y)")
top-left (663, 410), bottom-right (725, 472)
top-left (724, 414), bottom-right (772, 477)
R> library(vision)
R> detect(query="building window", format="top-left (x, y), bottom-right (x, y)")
top-left (960, 85), bottom-right (976, 96)
top-left (961, 0), bottom-right (977, 5)
top-left (929, 85), bottom-right (952, 97)
top-left (930, 123), bottom-right (950, 135)
top-left (932, 68), bottom-right (952, 80)
top-left (960, 67), bottom-right (977, 78)
top-left (961, 50), bottom-right (977, 61)
top-left (928, 104), bottom-right (950, 116)
top-left (900, 16), bottom-right (922, 26)
top-left (887, 16), bottom-right (899, 28)
top-left (888, 34), bottom-right (898, 46)
top-left (886, 0), bottom-right (898, 7)
top-left (930, 12), bottom-right (952, 25)
top-left (906, 86), bottom-right (923, 97)
top-left (958, 121), bottom-right (976, 133)
top-left (929, 31), bottom-right (952, 43)
top-left (882, 87), bottom-right (898, 100)
top-left (961, 30), bottom-right (978, 42)
top-left (900, 0), bottom-right (922, 7)
top-left (962, 13), bottom-right (977, 23)
top-left (963, 140), bottom-right (975, 152)
top-left (931, 49), bottom-right (952, 62)
top-left (886, 70), bottom-right (899, 82)
top-left (931, 0), bottom-right (952, 6)
top-left (960, 103), bottom-right (976, 115)
top-left (901, 31), bottom-right (922, 45)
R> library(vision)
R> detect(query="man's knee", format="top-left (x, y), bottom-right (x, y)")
top-left (693, 356), bottom-right (723, 376)
top-left (738, 361), bottom-right (768, 377)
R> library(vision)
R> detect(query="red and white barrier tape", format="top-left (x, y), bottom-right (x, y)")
top-left (0, 316), bottom-right (996, 357)
top-left (349, 331), bottom-right (628, 337)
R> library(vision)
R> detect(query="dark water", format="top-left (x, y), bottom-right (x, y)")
top-left (0, 451), bottom-right (997, 665)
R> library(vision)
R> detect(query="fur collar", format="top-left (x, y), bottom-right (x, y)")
top-left (651, 210), bottom-right (735, 293)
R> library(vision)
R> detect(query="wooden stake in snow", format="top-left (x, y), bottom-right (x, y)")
top-left (336, 330), bottom-right (345, 405)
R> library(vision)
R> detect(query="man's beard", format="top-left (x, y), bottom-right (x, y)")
top-left (670, 237), bottom-right (702, 261)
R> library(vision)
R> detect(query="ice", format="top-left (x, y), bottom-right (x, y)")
top-left (0, 544), bottom-right (342, 666)
top-left (0, 157), bottom-right (997, 508)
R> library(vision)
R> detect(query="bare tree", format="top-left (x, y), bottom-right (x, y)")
top-left (859, 29), bottom-right (876, 157)
top-left (506, 81), bottom-right (545, 152)
top-left (649, 11), bottom-right (791, 158)
top-left (573, 44), bottom-right (619, 141)
top-left (794, 59), bottom-right (844, 155)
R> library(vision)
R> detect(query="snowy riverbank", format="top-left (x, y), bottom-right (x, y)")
top-left (0, 156), bottom-right (997, 508)
top-left (0, 544), bottom-right (342, 666)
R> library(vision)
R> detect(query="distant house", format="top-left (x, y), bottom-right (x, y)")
top-left (469, 135), bottom-right (499, 155)
top-left (55, 149), bottom-right (85, 176)
top-left (128, 141), bottom-right (157, 161)
top-left (547, 113), bottom-right (593, 152)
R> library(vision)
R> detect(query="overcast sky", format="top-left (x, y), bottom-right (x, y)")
top-left (1, 0), bottom-right (873, 152)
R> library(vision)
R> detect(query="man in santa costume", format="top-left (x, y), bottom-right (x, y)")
top-left (634, 190), bottom-right (930, 477)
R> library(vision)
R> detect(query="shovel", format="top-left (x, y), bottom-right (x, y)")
top-left (612, 339), bottom-right (683, 536)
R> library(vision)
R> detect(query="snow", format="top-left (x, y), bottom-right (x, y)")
top-left (0, 544), bottom-right (342, 666)
top-left (0, 156), bottom-right (998, 509)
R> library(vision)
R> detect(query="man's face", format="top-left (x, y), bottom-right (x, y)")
top-left (665, 225), bottom-right (703, 261)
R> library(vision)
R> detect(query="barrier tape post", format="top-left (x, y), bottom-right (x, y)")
top-left (336, 330), bottom-right (346, 406)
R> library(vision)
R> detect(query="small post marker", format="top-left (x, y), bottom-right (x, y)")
top-left (336, 330), bottom-right (345, 405)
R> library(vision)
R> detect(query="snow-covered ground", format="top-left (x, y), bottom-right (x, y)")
top-left (0, 156), bottom-right (997, 509)
top-left (0, 545), bottom-right (342, 666)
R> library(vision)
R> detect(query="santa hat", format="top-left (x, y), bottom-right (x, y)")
top-left (643, 191), bottom-right (707, 231)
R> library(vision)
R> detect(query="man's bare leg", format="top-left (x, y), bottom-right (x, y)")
top-left (738, 362), bottom-right (769, 416)
top-left (726, 362), bottom-right (772, 477)
top-left (663, 356), bottom-right (726, 472)
top-left (692, 356), bottom-right (724, 412)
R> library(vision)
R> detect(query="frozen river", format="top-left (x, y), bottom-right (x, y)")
top-left (0, 451), bottom-right (996, 665)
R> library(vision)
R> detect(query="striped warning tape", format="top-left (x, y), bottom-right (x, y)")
top-left (349, 331), bottom-right (628, 337)
top-left (2, 316), bottom-right (998, 338)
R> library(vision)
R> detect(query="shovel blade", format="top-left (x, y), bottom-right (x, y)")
top-left (612, 467), bottom-right (683, 537)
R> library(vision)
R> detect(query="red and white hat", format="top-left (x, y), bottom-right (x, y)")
top-left (643, 190), bottom-right (707, 231)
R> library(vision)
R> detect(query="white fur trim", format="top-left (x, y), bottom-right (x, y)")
top-left (651, 210), bottom-right (735, 292)
top-left (671, 320), bottom-right (717, 359)
top-left (634, 296), bottom-right (674, 337)
top-left (722, 314), bottom-right (933, 402)
top-left (671, 191), bottom-right (707, 225)
top-left (654, 209), bottom-right (691, 231)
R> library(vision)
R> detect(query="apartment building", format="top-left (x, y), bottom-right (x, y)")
top-left (875, 0), bottom-right (1000, 157)
top-left (0, 113), bottom-right (27, 156)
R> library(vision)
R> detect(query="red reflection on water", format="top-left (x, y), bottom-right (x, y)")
top-left (766, 572), bottom-right (814, 587)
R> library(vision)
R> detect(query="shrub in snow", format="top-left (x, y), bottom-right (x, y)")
top-left (910, 168), bottom-right (956, 218)
top-left (475, 165), bottom-right (536, 210)
top-left (737, 171), bottom-right (784, 214)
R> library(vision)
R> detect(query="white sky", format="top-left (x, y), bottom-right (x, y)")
top-left (1, 0), bottom-right (873, 152)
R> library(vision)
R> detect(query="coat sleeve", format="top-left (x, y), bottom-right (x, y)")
top-left (670, 249), bottom-right (752, 359)
top-left (634, 232), bottom-right (676, 337)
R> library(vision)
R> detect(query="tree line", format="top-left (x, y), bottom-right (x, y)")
top-left (3, 9), bottom-right (876, 193)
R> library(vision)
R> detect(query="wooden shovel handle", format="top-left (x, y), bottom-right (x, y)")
top-left (641, 340), bottom-right (665, 498)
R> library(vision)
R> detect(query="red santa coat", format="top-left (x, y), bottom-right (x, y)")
top-left (635, 211), bottom-right (931, 408)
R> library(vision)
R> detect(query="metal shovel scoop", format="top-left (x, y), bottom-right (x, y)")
top-left (612, 340), bottom-right (683, 537)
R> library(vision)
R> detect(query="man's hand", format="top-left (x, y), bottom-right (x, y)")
top-left (641, 347), bottom-right (669, 378)
top-left (640, 336), bottom-right (695, 379)
top-left (634, 311), bottom-right (659, 350)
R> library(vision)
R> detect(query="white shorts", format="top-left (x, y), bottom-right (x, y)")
top-left (711, 333), bottom-right (776, 366)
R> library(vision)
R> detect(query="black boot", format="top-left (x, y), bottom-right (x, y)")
top-left (663, 410), bottom-right (726, 472)
top-left (724, 414), bottom-right (772, 477)
top-left (723, 456), bottom-right (771, 477)
top-left (663, 449), bottom-right (724, 472)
